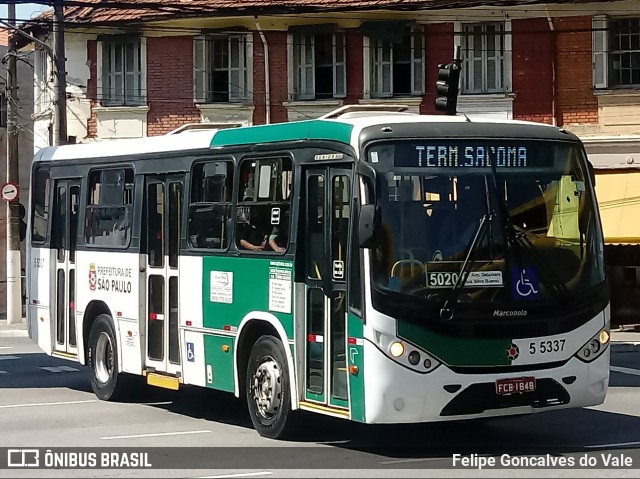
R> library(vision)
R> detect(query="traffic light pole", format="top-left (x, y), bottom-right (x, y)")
top-left (5, 4), bottom-right (22, 324)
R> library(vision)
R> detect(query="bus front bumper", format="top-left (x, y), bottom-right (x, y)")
top-left (362, 340), bottom-right (610, 424)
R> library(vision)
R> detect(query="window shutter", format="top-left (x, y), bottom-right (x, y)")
top-left (229, 35), bottom-right (246, 102)
top-left (593, 15), bottom-right (608, 89)
top-left (293, 34), bottom-right (315, 100)
top-left (371, 39), bottom-right (392, 98)
top-left (193, 36), bottom-right (207, 103)
top-left (411, 26), bottom-right (424, 95)
top-left (333, 33), bottom-right (346, 98)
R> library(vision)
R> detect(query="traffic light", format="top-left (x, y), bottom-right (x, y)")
top-left (434, 61), bottom-right (461, 115)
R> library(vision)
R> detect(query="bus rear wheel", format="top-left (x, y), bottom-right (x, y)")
top-left (246, 335), bottom-right (292, 439)
top-left (88, 314), bottom-right (131, 401)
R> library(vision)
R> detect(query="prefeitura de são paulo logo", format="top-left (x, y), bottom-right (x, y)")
top-left (89, 263), bottom-right (97, 291)
top-left (506, 344), bottom-right (519, 360)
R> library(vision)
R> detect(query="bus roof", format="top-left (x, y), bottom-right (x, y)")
top-left (34, 129), bottom-right (219, 162)
top-left (35, 113), bottom-right (577, 163)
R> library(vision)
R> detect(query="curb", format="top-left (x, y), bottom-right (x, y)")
top-left (611, 342), bottom-right (640, 354)
top-left (0, 329), bottom-right (29, 338)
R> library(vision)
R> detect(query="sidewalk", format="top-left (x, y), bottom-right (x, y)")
top-left (0, 318), bottom-right (29, 338)
top-left (1, 318), bottom-right (639, 350)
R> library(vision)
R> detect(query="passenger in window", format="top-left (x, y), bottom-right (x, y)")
top-left (268, 209), bottom-right (289, 253)
top-left (237, 207), bottom-right (268, 251)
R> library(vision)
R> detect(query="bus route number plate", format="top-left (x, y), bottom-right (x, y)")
top-left (495, 376), bottom-right (536, 395)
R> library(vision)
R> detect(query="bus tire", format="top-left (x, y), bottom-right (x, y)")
top-left (88, 314), bottom-right (129, 401)
top-left (246, 335), bottom-right (292, 439)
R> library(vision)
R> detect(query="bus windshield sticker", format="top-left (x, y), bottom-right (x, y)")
top-left (511, 266), bottom-right (539, 300)
top-left (333, 260), bottom-right (345, 280)
top-left (427, 270), bottom-right (503, 289)
top-left (210, 271), bottom-right (233, 304)
top-left (271, 207), bottom-right (280, 225)
top-left (269, 267), bottom-right (292, 314)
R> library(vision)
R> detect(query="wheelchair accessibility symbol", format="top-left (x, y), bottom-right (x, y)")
top-left (187, 342), bottom-right (195, 362)
top-left (511, 266), bottom-right (539, 300)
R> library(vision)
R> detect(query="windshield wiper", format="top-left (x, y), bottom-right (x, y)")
top-left (439, 213), bottom-right (489, 320)
top-left (439, 175), bottom-right (494, 321)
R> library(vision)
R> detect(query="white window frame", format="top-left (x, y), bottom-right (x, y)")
top-left (98, 36), bottom-right (146, 107)
top-left (456, 21), bottom-right (511, 94)
top-left (289, 32), bottom-right (347, 101)
top-left (193, 34), bottom-right (253, 104)
top-left (368, 25), bottom-right (425, 99)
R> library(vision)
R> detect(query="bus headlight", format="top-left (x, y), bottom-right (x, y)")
top-left (576, 328), bottom-right (610, 363)
top-left (372, 328), bottom-right (439, 374)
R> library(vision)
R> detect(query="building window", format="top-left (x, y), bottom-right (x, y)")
top-left (592, 16), bottom-right (640, 89)
top-left (291, 33), bottom-right (346, 100)
top-left (194, 35), bottom-right (251, 103)
top-left (461, 23), bottom-right (506, 94)
top-left (100, 37), bottom-right (144, 106)
top-left (368, 26), bottom-right (424, 98)
top-left (609, 18), bottom-right (640, 87)
top-left (35, 47), bottom-right (51, 114)
top-left (0, 93), bottom-right (6, 128)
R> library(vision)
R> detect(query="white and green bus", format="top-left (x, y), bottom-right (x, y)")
top-left (27, 107), bottom-right (610, 438)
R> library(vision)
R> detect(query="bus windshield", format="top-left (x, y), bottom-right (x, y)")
top-left (367, 139), bottom-right (606, 314)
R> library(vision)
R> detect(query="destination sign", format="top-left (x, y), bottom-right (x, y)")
top-left (414, 145), bottom-right (527, 168)
top-left (369, 140), bottom-right (566, 169)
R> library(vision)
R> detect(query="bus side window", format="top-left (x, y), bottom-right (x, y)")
top-left (84, 168), bottom-right (134, 248)
top-left (31, 167), bottom-right (51, 245)
top-left (236, 157), bottom-right (292, 253)
top-left (188, 160), bottom-right (233, 250)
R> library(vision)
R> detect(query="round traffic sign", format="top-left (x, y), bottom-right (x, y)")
top-left (1, 182), bottom-right (19, 202)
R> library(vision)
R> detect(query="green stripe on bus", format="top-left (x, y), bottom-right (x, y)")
top-left (347, 311), bottom-right (365, 422)
top-left (397, 320), bottom-right (512, 367)
top-left (203, 334), bottom-right (235, 392)
top-left (210, 120), bottom-right (353, 148)
top-left (201, 256), bottom-right (294, 338)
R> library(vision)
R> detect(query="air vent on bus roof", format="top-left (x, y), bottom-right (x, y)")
top-left (319, 104), bottom-right (414, 120)
top-left (167, 122), bottom-right (243, 135)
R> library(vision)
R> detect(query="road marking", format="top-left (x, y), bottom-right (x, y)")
top-left (379, 457), bottom-right (446, 465)
top-left (0, 371), bottom-right (8, 374)
top-left (0, 400), bottom-right (96, 409)
top-left (101, 430), bottom-right (212, 440)
top-left (39, 366), bottom-right (80, 373)
top-left (585, 441), bottom-right (640, 448)
top-left (610, 366), bottom-right (640, 377)
top-left (0, 356), bottom-right (19, 361)
top-left (197, 472), bottom-right (273, 479)
top-left (0, 347), bottom-right (12, 350)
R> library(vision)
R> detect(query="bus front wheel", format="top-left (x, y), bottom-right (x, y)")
top-left (88, 314), bottom-right (129, 401)
top-left (246, 335), bottom-right (292, 439)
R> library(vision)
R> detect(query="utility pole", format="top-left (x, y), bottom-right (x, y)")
top-left (5, 3), bottom-right (22, 324)
top-left (53, 0), bottom-right (68, 145)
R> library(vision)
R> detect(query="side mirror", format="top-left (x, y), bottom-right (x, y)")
top-left (359, 204), bottom-right (378, 248)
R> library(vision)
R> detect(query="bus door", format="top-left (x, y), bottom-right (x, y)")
top-left (302, 166), bottom-right (351, 409)
top-left (143, 175), bottom-right (184, 377)
top-left (51, 178), bottom-right (81, 357)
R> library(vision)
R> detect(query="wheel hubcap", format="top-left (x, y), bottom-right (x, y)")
top-left (95, 331), bottom-right (114, 384)
top-left (252, 357), bottom-right (282, 419)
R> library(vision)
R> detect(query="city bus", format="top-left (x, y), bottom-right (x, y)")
top-left (26, 106), bottom-right (610, 439)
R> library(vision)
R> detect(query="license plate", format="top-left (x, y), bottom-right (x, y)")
top-left (495, 376), bottom-right (536, 395)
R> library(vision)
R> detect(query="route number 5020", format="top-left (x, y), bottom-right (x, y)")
top-left (529, 339), bottom-right (565, 355)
